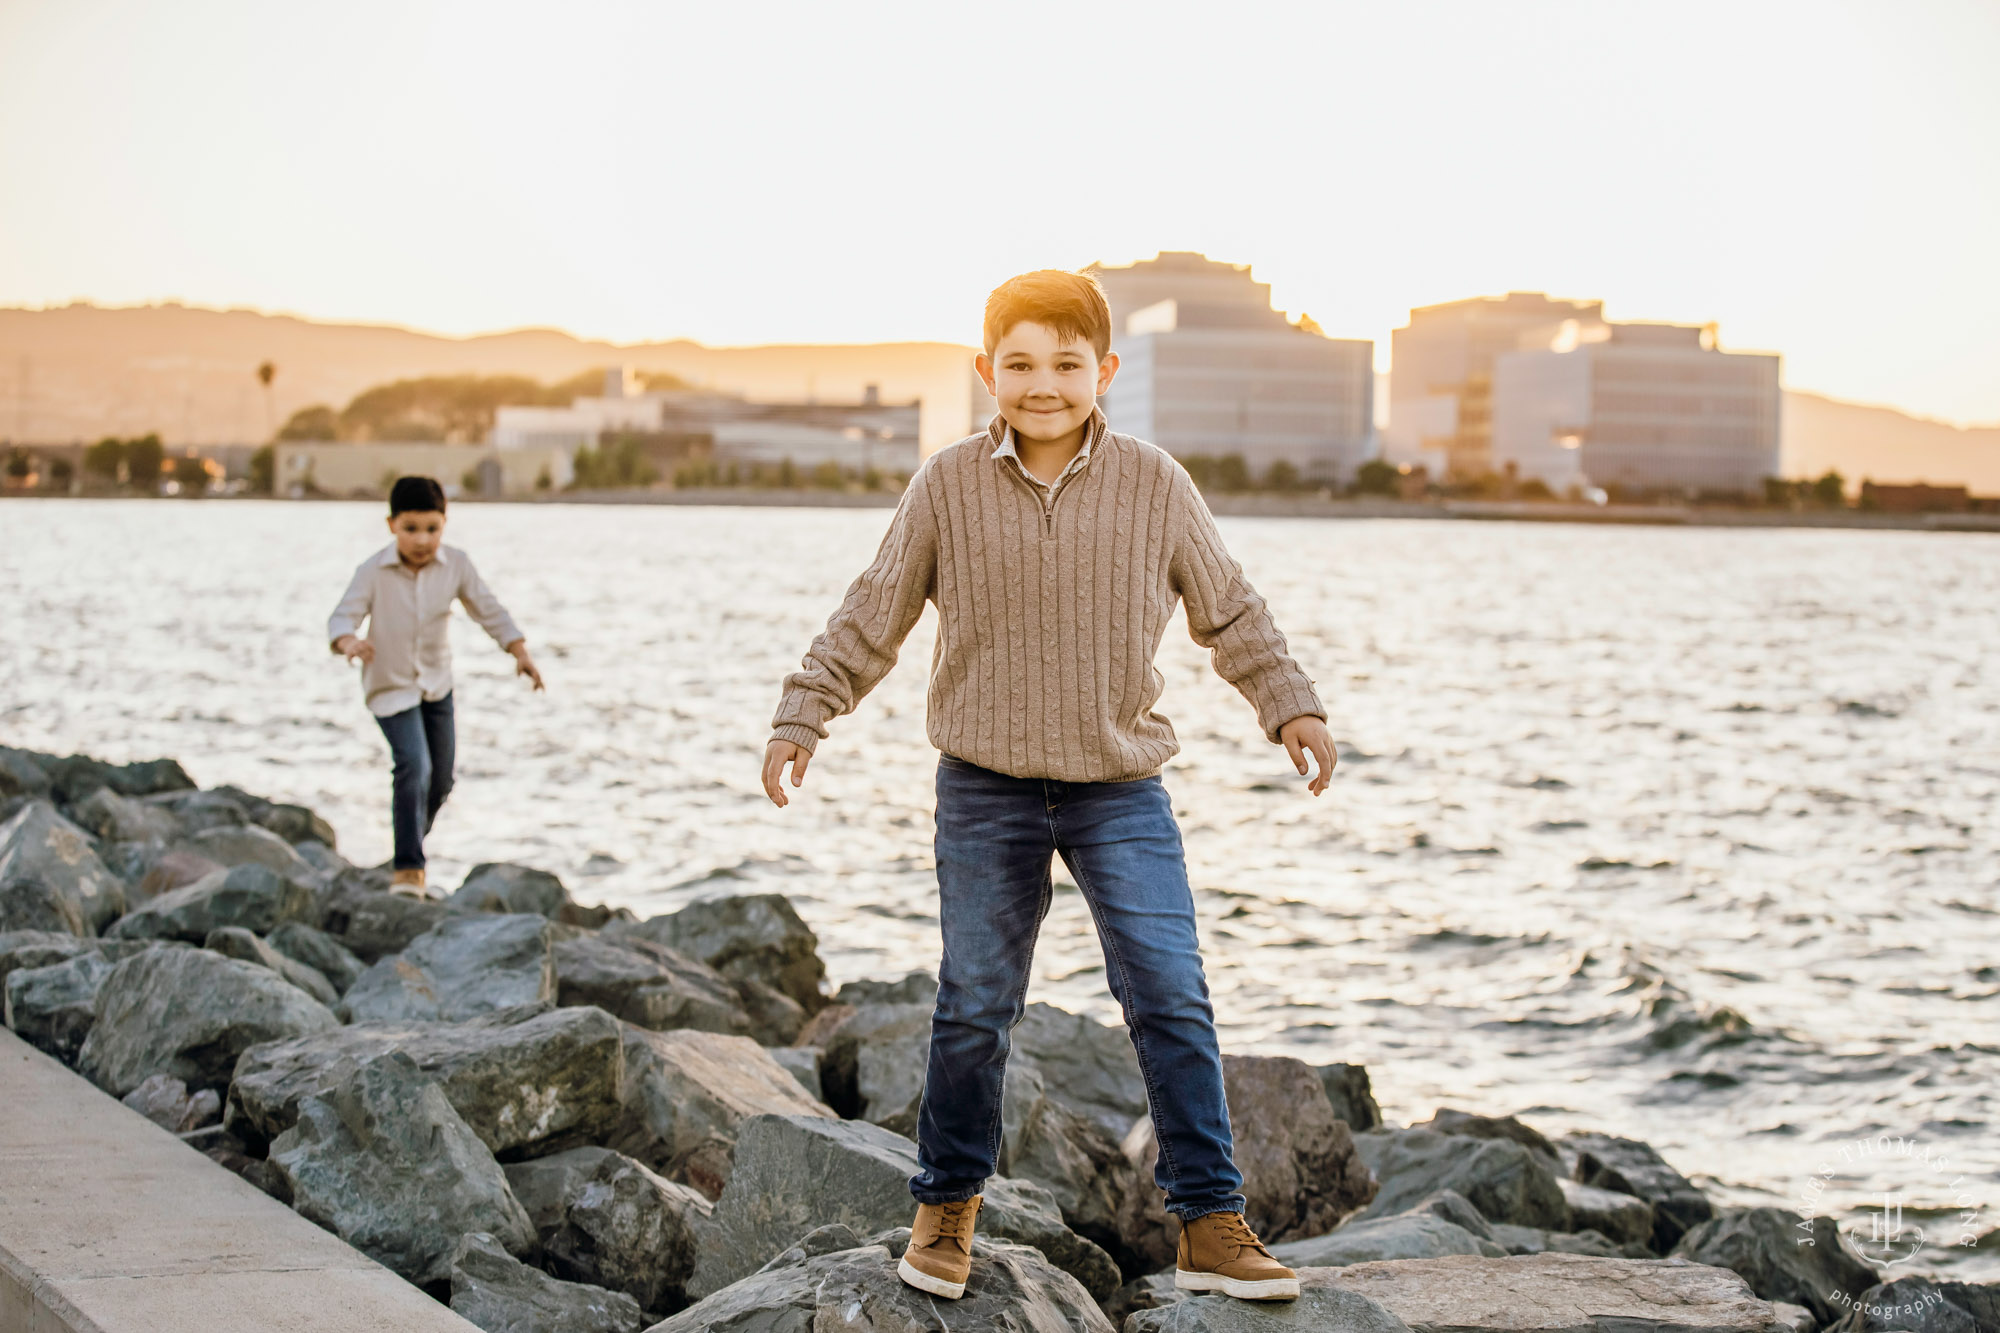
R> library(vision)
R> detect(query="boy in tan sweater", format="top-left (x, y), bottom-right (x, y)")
top-left (763, 270), bottom-right (1335, 1302)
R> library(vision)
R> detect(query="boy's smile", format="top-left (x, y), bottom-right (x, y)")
top-left (976, 320), bottom-right (1119, 472)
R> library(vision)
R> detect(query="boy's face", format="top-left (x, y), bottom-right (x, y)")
top-left (388, 510), bottom-right (445, 567)
top-left (976, 320), bottom-right (1119, 444)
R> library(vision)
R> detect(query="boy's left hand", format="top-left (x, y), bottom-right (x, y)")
top-left (507, 641), bottom-right (546, 692)
top-left (1279, 715), bottom-right (1338, 796)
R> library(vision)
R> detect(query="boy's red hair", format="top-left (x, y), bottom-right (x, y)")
top-left (982, 270), bottom-right (1112, 361)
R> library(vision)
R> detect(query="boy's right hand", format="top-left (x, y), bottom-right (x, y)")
top-left (761, 739), bottom-right (810, 808)
top-left (333, 634), bottom-right (375, 665)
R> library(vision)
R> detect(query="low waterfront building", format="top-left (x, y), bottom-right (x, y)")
top-left (1086, 252), bottom-right (1374, 484)
top-left (273, 442), bottom-right (571, 498)
top-left (1492, 322), bottom-right (1780, 497)
top-left (1385, 291), bottom-right (1606, 481)
top-left (493, 369), bottom-right (919, 477)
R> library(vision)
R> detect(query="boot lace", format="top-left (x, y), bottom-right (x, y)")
top-left (922, 1199), bottom-right (979, 1253)
top-left (1210, 1211), bottom-right (1272, 1258)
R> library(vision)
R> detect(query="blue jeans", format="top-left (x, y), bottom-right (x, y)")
top-left (374, 693), bottom-right (455, 871)
top-left (909, 754), bottom-right (1247, 1221)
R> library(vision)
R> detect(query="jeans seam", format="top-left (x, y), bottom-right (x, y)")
top-left (979, 815), bottom-right (1056, 1178)
top-left (1065, 844), bottom-right (1188, 1206)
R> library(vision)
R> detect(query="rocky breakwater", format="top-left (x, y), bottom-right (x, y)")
top-left (4, 743), bottom-right (1993, 1333)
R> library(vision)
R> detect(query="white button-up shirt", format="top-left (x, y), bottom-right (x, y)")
top-left (327, 544), bottom-right (523, 718)
top-left (991, 418), bottom-right (1097, 499)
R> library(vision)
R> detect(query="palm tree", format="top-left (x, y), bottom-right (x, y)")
top-left (256, 361), bottom-right (277, 441)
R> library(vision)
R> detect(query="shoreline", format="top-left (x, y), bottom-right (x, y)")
top-left (8, 489), bottom-right (1999, 532)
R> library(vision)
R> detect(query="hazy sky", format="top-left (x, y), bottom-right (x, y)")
top-left (3, 1), bottom-right (1996, 424)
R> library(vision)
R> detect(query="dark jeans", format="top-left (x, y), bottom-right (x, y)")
top-left (909, 754), bottom-right (1247, 1221)
top-left (374, 693), bottom-right (455, 871)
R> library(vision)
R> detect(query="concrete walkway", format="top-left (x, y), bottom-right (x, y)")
top-left (0, 1028), bottom-right (478, 1333)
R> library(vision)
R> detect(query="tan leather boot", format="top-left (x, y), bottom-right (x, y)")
top-left (1174, 1210), bottom-right (1299, 1300)
top-left (389, 867), bottom-right (427, 897)
top-left (897, 1196), bottom-right (981, 1298)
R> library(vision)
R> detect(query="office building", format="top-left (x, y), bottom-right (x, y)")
top-left (1385, 292), bottom-right (1606, 480)
top-left (1491, 321), bottom-right (1781, 496)
top-left (1085, 252), bottom-right (1374, 483)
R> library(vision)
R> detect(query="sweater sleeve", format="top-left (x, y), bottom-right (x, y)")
top-left (770, 470), bottom-right (939, 752)
top-left (1168, 471), bottom-right (1326, 742)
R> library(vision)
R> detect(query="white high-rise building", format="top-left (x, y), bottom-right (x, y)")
top-left (1492, 322), bottom-right (1780, 497)
top-left (1086, 253), bottom-right (1374, 484)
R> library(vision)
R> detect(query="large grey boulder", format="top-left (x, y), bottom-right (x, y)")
top-left (207, 786), bottom-right (338, 848)
top-left (106, 863), bottom-right (316, 942)
top-left (79, 945), bottom-right (339, 1095)
top-left (687, 1114), bottom-right (1119, 1302)
top-left (71, 786), bottom-right (183, 844)
top-left (608, 1026), bottom-right (835, 1198)
top-left (229, 1003), bottom-right (625, 1157)
top-left (121, 1073), bottom-right (221, 1134)
top-left (1314, 1252), bottom-right (1783, 1332)
top-left (449, 1230), bottom-right (642, 1333)
top-left (1565, 1130), bottom-right (1715, 1253)
top-left (0, 801), bottom-right (126, 931)
top-left (450, 863), bottom-right (569, 918)
top-left (43, 754), bottom-right (194, 804)
top-left (651, 1235), bottom-right (1114, 1333)
top-left (1416, 1108), bottom-right (1566, 1174)
top-left (727, 976), bottom-right (807, 1046)
top-left (1558, 1176), bottom-right (1655, 1247)
top-left (340, 913), bottom-right (555, 1023)
top-left (1218, 1054), bottom-right (1377, 1242)
top-left (204, 926), bottom-right (340, 1006)
top-left (266, 921), bottom-right (367, 994)
top-left (0, 874), bottom-right (88, 936)
top-left (0, 929), bottom-right (97, 987)
top-left (1487, 1223), bottom-right (1637, 1257)
top-left (1012, 1003), bottom-right (1149, 1139)
top-left (1122, 1275), bottom-right (1412, 1332)
top-left (269, 1050), bottom-right (535, 1286)
top-left (141, 788), bottom-right (250, 836)
top-left (4, 951), bottom-right (115, 1062)
top-left (1353, 1127), bottom-right (1570, 1229)
top-left (807, 1000), bottom-right (932, 1120)
top-left (1272, 1211), bottom-right (1506, 1268)
top-left (1001, 1062), bottom-right (1158, 1276)
top-left (505, 1146), bottom-right (712, 1315)
top-left (1832, 1276), bottom-right (2000, 1332)
top-left (765, 1046), bottom-right (822, 1101)
top-left (1318, 1061), bottom-right (1384, 1131)
top-left (1673, 1208), bottom-right (1881, 1325)
top-left (554, 933), bottom-right (750, 1035)
top-left (317, 877), bottom-right (452, 962)
top-left (608, 893), bottom-right (826, 1012)
top-left (133, 847), bottom-right (227, 901)
top-left (833, 970), bottom-right (937, 1007)
top-left (0, 747), bottom-right (52, 800)
top-left (181, 823), bottom-right (325, 885)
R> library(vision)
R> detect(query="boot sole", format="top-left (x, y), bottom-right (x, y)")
top-left (897, 1256), bottom-right (967, 1299)
top-left (1175, 1269), bottom-right (1300, 1300)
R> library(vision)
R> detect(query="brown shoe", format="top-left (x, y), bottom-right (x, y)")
top-left (389, 868), bottom-right (427, 897)
top-left (1175, 1211), bottom-right (1299, 1300)
top-left (897, 1196), bottom-right (981, 1299)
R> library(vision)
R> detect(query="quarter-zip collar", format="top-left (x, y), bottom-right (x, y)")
top-left (987, 405), bottom-right (1109, 537)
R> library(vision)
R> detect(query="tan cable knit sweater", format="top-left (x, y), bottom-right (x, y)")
top-left (770, 408), bottom-right (1326, 782)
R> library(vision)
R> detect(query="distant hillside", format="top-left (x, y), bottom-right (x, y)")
top-left (0, 303), bottom-right (978, 451)
top-left (1780, 390), bottom-right (2000, 492)
top-left (2, 303), bottom-right (1994, 487)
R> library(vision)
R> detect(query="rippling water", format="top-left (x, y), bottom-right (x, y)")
top-left (4, 499), bottom-right (1995, 1269)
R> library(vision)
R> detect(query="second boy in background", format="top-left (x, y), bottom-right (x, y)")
top-left (329, 475), bottom-right (544, 893)
top-left (764, 269), bottom-right (1337, 1303)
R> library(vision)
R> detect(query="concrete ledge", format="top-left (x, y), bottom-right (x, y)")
top-left (0, 1028), bottom-right (478, 1332)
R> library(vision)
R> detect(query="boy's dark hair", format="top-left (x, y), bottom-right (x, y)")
top-left (389, 475), bottom-right (447, 516)
top-left (983, 270), bottom-right (1112, 361)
